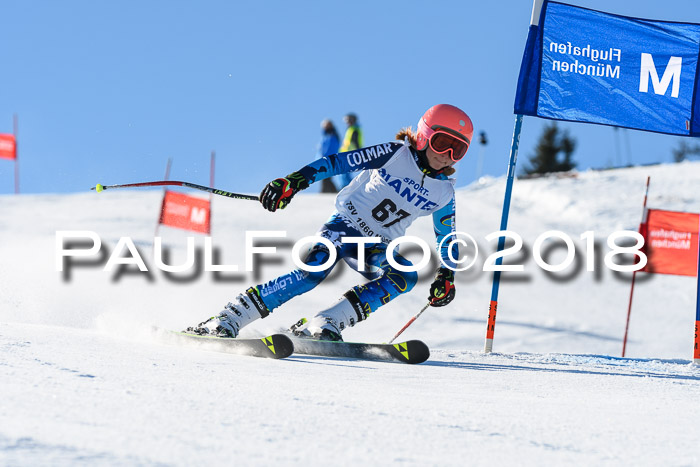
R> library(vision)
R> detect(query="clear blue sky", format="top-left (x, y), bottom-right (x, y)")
top-left (0, 0), bottom-right (698, 195)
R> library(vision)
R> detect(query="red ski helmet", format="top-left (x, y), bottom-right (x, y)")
top-left (416, 104), bottom-right (474, 161)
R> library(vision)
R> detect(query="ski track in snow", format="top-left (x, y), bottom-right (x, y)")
top-left (2, 163), bottom-right (700, 465)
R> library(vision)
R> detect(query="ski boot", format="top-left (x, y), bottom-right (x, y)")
top-left (187, 287), bottom-right (270, 338)
top-left (289, 291), bottom-right (367, 342)
top-left (290, 318), bottom-right (343, 341)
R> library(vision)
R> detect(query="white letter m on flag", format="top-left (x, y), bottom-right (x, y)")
top-left (190, 207), bottom-right (207, 224)
top-left (639, 53), bottom-right (682, 98)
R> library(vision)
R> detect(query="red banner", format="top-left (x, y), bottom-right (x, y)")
top-left (641, 209), bottom-right (699, 277)
top-left (0, 134), bottom-right (16, 160)
top-left (158, 191), bottom-right (211, 234)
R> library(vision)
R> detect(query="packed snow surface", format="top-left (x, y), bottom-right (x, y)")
top-left (2, 162), bottom-right (699, 465)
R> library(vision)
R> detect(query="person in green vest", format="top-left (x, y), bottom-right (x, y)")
top-left (340, 113), bottom-right (363, 152)
top-left (337, 113), bottom-right (363, 189)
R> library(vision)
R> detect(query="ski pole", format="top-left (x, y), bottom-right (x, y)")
top-left (91, 180), bottom-right (259, 201)
top-left (388, 302), bottom-right (430, 344)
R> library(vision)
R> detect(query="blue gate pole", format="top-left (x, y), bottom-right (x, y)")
top-left (484, 114), bottom-right (524, 353)
top-left (484, 0), bottom-right (542, 353)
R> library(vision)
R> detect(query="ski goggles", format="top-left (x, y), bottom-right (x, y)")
top-left (428, 129), bottom-right (470, 162)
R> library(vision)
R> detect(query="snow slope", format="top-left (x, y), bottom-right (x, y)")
top-left (1, 162), bottom-right (699, 465)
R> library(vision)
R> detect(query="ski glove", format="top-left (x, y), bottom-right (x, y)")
top-left (428, 267), bottom-right (455, 307)
top-left (260, 172), bottom-right (310, 212)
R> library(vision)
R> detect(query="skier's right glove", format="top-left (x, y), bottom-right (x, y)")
top-left (259, 172), bottom-right (310, 212)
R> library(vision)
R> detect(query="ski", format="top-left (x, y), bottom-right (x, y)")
top-left (154, 328), bottom-right (294, 359)
top-left (289, 337), bottom-right (430, 364)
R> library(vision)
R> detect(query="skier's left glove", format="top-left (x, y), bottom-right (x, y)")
top-left (260, 172), bottom-right (310, 212)
top-left (428, 267), bottom-right (455, 307)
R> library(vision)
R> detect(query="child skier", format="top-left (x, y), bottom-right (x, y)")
top-left (189, 104), bottom-right (473, 341)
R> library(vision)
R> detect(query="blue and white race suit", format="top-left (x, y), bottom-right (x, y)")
top-left (257, 140), bottom-right (458, 317)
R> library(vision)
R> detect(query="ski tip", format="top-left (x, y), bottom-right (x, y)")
top-left (261, 333), bottom-right (295, 359)
top-left (392, 340), bottom-right (430, 364)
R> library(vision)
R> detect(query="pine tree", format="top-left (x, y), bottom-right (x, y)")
top-left (524, 122), bottom-right (577, 175)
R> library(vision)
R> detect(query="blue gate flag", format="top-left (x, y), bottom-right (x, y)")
top-left (515, 1), bottom-right (700, 136)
